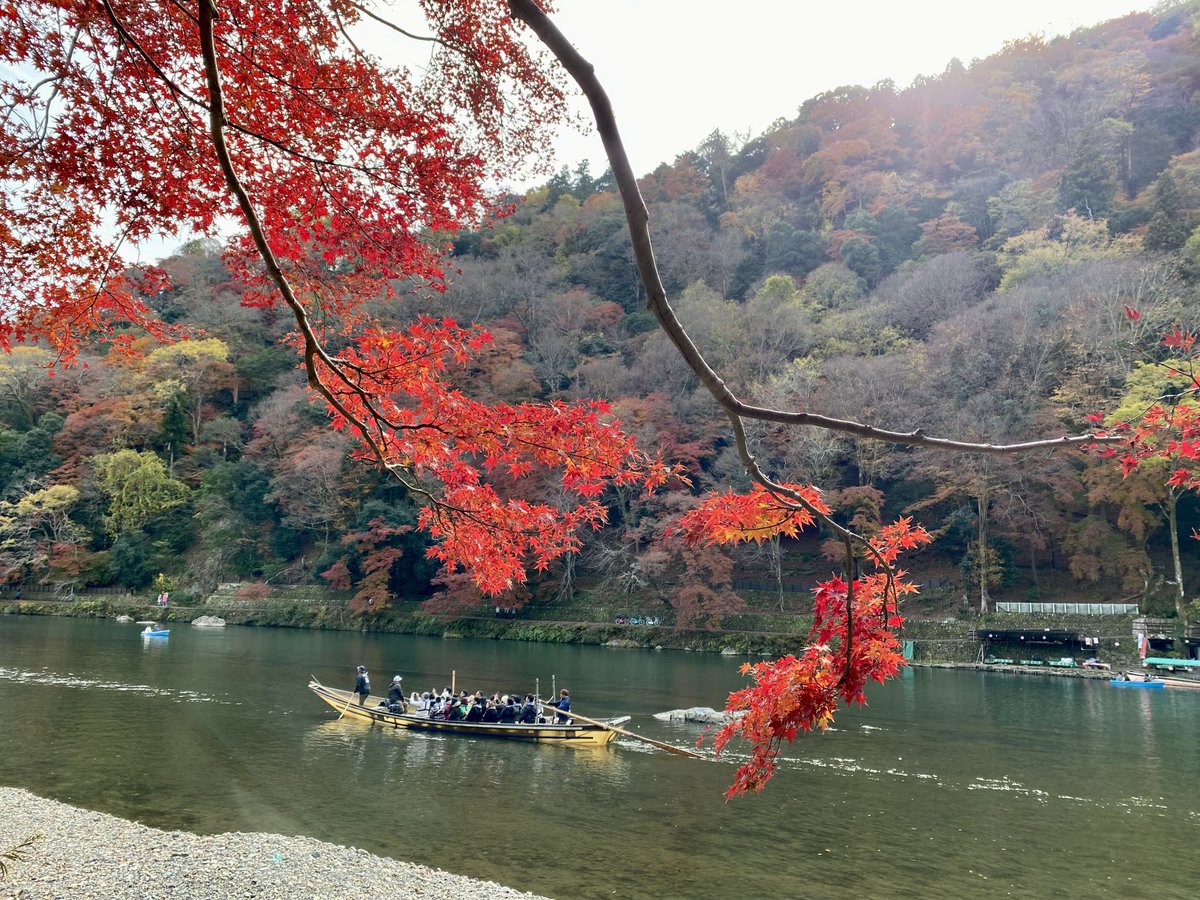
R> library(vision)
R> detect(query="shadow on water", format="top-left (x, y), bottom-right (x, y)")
top-left (2, 617), bottom-right (1198, 898)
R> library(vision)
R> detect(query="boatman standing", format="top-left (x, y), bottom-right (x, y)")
top-left (550, 688), bottom-right (571, 723)
top-left (353, 665), bottom-right (371, 706)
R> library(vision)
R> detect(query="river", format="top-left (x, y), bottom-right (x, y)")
top-left (1, 617), bottom-right (1196, 898)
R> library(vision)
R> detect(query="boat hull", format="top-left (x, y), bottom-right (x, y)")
top-left (1110, 678), bottom-right (1164, 689)
top-left (308, 681), bottom-right (625, 746)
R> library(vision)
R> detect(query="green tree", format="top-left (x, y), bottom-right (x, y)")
top-left (92, 450), bottom-right (189, 538)
top-left (144, 339), bottom-right (237, 446)
top-left (0, 484), bottom-right (84, 583)
top-left (1144, 171), bottom-right (1191, 252)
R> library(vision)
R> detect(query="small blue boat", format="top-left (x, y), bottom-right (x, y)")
top-left (141, 629), bottom-right (170, 638)
top-left (1110, 677), bottom-right (1163, 690)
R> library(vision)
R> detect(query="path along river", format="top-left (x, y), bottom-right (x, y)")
top-left (1, 616), bottom-right (1197, 898)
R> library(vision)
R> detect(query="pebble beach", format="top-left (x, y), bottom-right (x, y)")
top-left (0, 788), bottom-right (549, 899)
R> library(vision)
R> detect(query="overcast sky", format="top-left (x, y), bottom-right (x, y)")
top-left (530, 0), bottom-right (1154, 184)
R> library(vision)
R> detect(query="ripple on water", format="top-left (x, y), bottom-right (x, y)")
top-left (0, 666), bottom-right (234, 705)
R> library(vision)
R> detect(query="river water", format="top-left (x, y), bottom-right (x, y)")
top-left (1, 617), bottom-right (1196, 898)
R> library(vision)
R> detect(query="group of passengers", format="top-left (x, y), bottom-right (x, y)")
top-left (355, 665), bottom-right (572, 724)
top-left (409, 688), bottom-right (571, 725)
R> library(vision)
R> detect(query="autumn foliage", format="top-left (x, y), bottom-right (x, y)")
top-left (1, 0), bottom-right (675, 594)
top-left (681, 488), bottom-right (931, 797)
top-left (6, 0), bottom-right (1200, 801)
top-left (1093, 318), bottom-right (1200, 531)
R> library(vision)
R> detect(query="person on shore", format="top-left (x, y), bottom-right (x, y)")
top-left (549, 688), bottom-right (571, 723)
top-left (353, 665), bottom-right (371, 707)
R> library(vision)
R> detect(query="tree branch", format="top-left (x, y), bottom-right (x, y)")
top-left (507, 0), bottom-right (1123, 459)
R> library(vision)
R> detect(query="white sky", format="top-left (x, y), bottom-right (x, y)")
top-left (534, 0), bottom-right (1156, 183)
top-left (126, 0), bottom-right (1154, 260)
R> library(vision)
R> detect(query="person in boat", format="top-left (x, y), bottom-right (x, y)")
top-left (549, 689), bottom-right (571, 723)
top-left (447, 697), bottom-right (468, 721)
top-left (520, 694), bottom-right (537, 724)
top-left (499, 696), bottom-right (518, 724)
top-left (481, 700), bottom-right (501, 724)
top-left (353, 665), bottom-right (371, 707)
top-left (385, 675), bottom-right (406, 713)
top-left (465, 697), bottom-right (485, 723)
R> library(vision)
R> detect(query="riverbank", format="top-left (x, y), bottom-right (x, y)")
top-left (0, 595), bottom-right (1148, 668)
top-left (0, 788), bottom-right (547, 900)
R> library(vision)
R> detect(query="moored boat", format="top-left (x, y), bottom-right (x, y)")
top-left (308, 678), bottom-right (628, 746)
top-left (1110, 674), bottom-right (1164, 689)
top-left (1127, 671), bottom-right (1200, 690)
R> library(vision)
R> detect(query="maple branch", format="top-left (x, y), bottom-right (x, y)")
top-left (196, 0), bottom-right (395, 474)
top-left (508, 0), bottom-right (1123, 460)
top-left (511, 0), bottom-right (928, 641)
top-left (344, 1), bottom-right (450, 49)
top-left (198, 10), bottom-right (585, 552)
top-left (103, 0), bottom-right (385, 178)
top-left (98, 0), bottom-right (199, 120)
top-left (843, 530), bottom-right (854, 685)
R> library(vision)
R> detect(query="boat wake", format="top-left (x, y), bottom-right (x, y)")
top-left (0, 666), bottom-right (236, 705)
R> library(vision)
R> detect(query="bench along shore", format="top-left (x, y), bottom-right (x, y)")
top-left (0, 787), bottom-right (547, 900)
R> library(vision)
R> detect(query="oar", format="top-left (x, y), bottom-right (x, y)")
top-left (334, 681), bottom-right (356, 720)
top-left (551, 706), bottom-right (703, 758)
top-left (310, 675), bottom-right (356, 721)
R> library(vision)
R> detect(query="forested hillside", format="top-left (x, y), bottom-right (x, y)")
top-left (5, 2), bottom-right (1200, 623)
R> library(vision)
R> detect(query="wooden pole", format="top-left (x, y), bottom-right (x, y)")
top-left (452, 669), bottom-right (456, 695)
top-left (336, 688), bottom-right (355, 720)
top-left (555, 707), bottom-right (703, 758)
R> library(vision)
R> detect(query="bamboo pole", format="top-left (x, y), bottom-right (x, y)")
top-left (544, 705), bottom-right (703, 758)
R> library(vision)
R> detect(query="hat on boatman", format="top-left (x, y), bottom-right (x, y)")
top-left (357, 665), bottom-right (366, 673)
top-left (392, 675), bottom-right (402, 683)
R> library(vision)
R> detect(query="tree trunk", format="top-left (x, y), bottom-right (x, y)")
top-left (977, 491), bottom-right (991, 615)
top-left (1167, 488), bottom-right (1185, 620)
top-left (555, 551), bottom-right (576, 604)
top-left (768, 535), bottom-right (784, 611)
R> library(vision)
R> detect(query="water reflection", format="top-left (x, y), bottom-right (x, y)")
top-left (304, 717), bottom-right (633, 791)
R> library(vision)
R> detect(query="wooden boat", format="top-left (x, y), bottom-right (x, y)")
top-left (141, 629), bottom-right (170, 638)
top-left (308, 679), bottom-right (629, 746)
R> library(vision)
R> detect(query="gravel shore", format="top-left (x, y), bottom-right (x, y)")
top-left (0, 788), bottom-right (550, 899)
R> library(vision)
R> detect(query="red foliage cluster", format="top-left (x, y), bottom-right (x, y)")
top-left (1, 1), bottom-right (677, 594)
top-left (681, 489), bottom-right (931, 798)
top-left (1094, 323), bottom-right (1200, 497)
